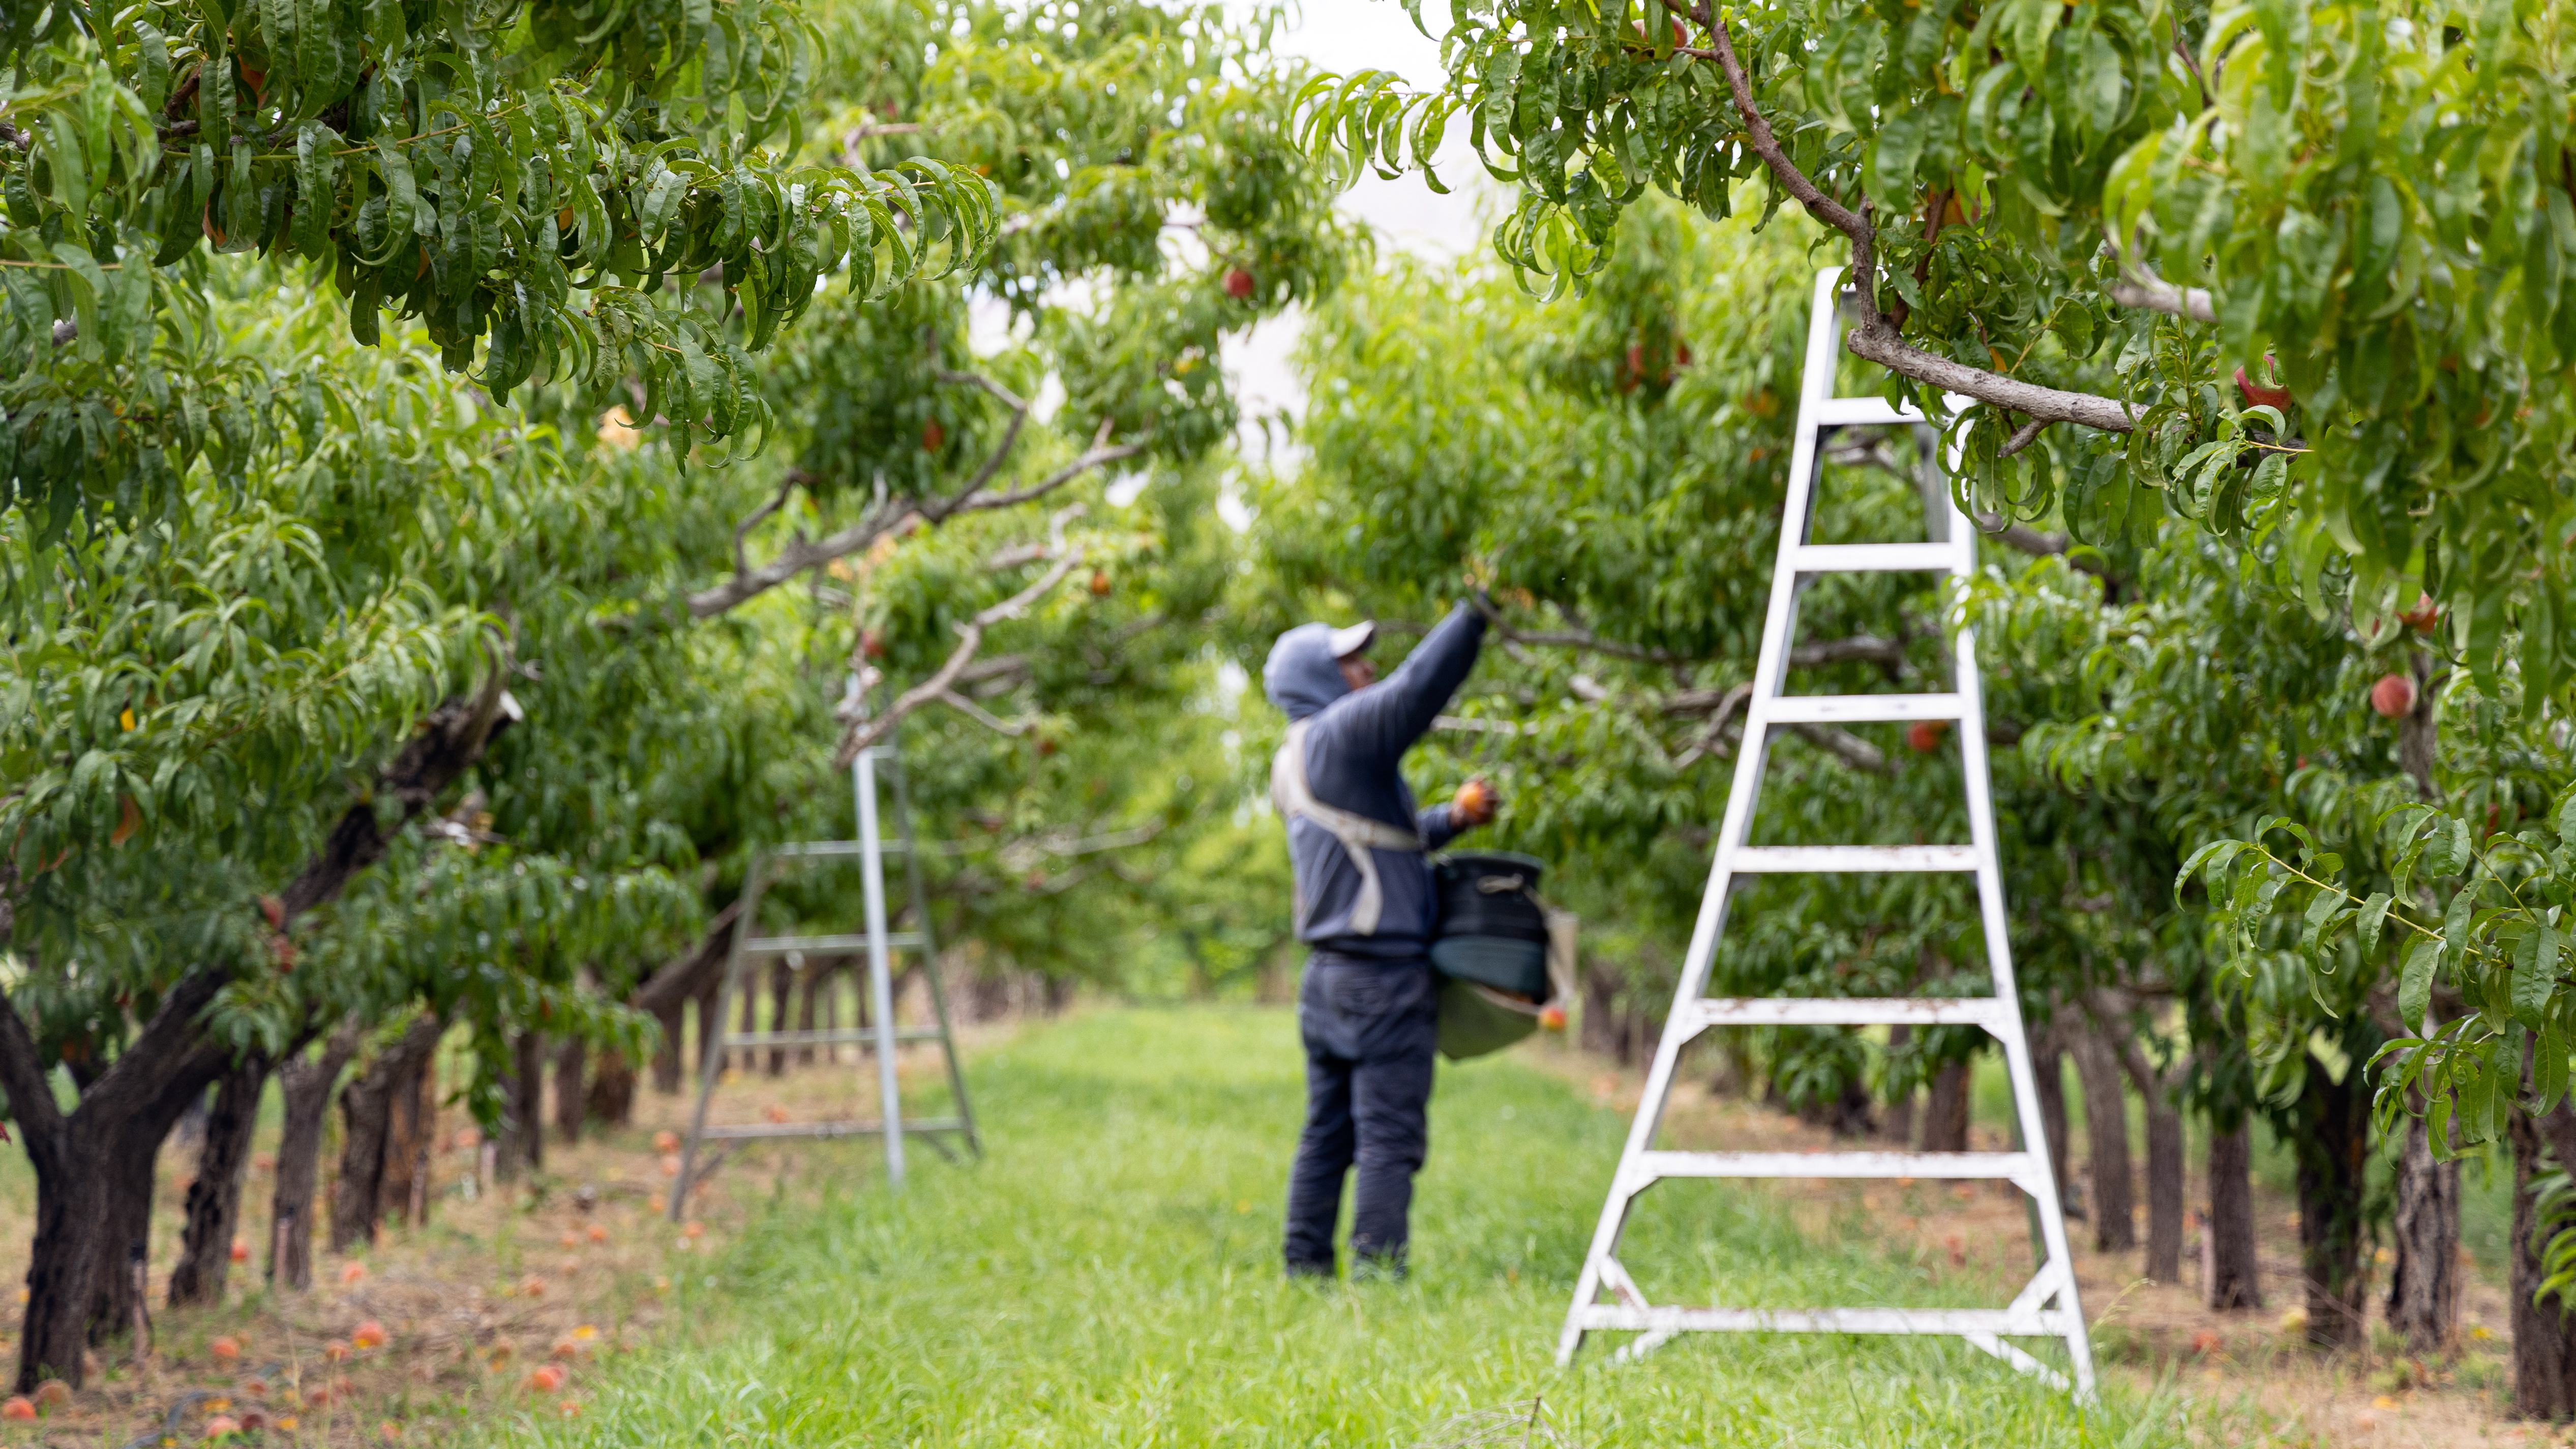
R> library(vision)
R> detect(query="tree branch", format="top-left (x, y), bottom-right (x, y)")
top-left (944, 418), bottom-right (1143, 517)
top-left (1693, 12), bottom-right (2138, 436)
top-left (1998, 416), bottom-right (2053, 458)
top-left (927, 368), bottom-right (1034, 509)
top-left (2109, 277), bottom-right (2216, 323)
top-left (687, 410), bottom-right (1135, 619)
top-left (1787, 635), bottom-right (1907, 671)
top-left (686, 501), bottom-right (916, 619)
top-left (278, 643), bottom-right (522, 924)
top-left (0, 989), bottom-right (65, 1165)
top-left (731, 476), bottom-right (796, 582)
top-left (1790, 721), bottom-right (1891, 773)
top-left (836, 527), bottom-right (1089, 765)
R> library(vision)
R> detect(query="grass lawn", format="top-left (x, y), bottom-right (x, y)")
top-left (470, 1006), bottom-right (2247, 1447)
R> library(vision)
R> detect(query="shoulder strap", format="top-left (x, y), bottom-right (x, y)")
top-left (1272, 717), bottom-right (1420, 935)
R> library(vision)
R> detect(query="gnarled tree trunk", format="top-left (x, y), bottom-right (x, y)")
top-left (2030, 1029), bottom-right (2080, 1219)
top-left (2512, 1098), bottom-right (2576, 1417)
top-left (2205, 1124), bottom-right (2263, 1310)
top-left (588, 1051), bottom-right (638, 1126)
top-left (2388, 1112), bottom-right (2462, 1352)
top-left (1880, 1023), bottom-right (1915, 1145)
top-left (167, 1055), bottom-right (271, 1307)
top-left (1920, 1060), bottom-right (1971, 1152)
top-left (381, 1030), bottom-right (438, 1228)
top-left (271, 1019), bottom-right (363, 1290)
top-left (553, 1035), bottom-right (587, 1143)
top-left (332, 1014), bottom-right (442, 1250)
top-left (2289, 1051), bottom-right (2371, 1347)
top-left (2071, 1030), bottom-right (2134, 1251)
top-left (2102, 1014), bottom-right (2186, 1280)
top-left (0, 969), bottom-right (233, 1389)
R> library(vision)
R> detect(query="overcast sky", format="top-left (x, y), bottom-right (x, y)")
top-left (1216, 0), bottom-right (1497, 465)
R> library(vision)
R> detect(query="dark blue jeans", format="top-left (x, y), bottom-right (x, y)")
top-left (1284, 952), bottom-right (1439, 1276)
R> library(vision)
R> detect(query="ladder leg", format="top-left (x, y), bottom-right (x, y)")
top-left (855, 746), bottom-right (908, 1188)
top-left (888, 740), bottom-right (979, 1159)
top-left (1953, 619), bottom-right (2096, 1399)
top-left (675, 855), bottom-right (767, 1222)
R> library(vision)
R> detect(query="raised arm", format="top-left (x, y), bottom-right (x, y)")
top-left (1334, 602), bottom-right (1488, 763)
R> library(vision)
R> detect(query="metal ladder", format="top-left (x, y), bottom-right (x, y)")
top-left (672, 720), bottom-right (979, 1216)
top-left (1552, 267), bottom-right (2094, 1397)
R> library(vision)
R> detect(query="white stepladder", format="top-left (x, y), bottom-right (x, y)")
top-left (671, 713), bottom-right (979, 1219)
top-left (1552, 267), bottom-right (2094, 1398)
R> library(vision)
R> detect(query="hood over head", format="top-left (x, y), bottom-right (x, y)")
top-left (1264, 623), bottom-right (1351, 721)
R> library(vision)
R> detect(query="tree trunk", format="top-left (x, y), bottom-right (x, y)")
top-left (695, 977), bottom-right (724, 1073)
top-left (2071, 1031), bottom-right (2135, 1251)
top-left (2030, 1030), bottom-right (2081, 1219)
top-left (380, 1033), bottom-right (438, 1228)
top-left (2387, 1111), bottom-right (2463, 1352)
top-left (624, 902), bottom-right (741, 1091)
top-left (2513, 1100), bottom-right (2576, 1417)
top-left (2289, 1052), bottom-right (2371, 1347)
top-left (17, 1134), bottom-right (111, 1386)
top-left (167, 1056), bottom-right (269, 1307)
top-left (270, 1019), bottom-right (363, 1291)
top-left (553, 1035), bottom-right (587, 1142)
top-left (1881, 1024), bottom-right (1915, 1145)
top-left (87, 1119), bottom-right (163, 1345)
top-left (799, 967), bottom-right (826, 1066)
top-left (512, 1032), bottom-right (544, 1174)
top-left (652, 999), bottom-right (684, 1093)
top-left (768, 964), bottom-right (793, 1075)
top-left (588, 1051), bottom-right (638, 1127)
top-left (332, 1014), bottom-right (442, 1250)
top-left (2205, 1124), bottom-right (2263, 1310)
top-left (2144, 1092), bottom-right (2185, 1281)
top-left (1920, 1060), bottom-right (1971, 1151)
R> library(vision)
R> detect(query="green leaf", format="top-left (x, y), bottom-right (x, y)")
top-left (2358, 892), bottom-right (2394, 952)
top-left (2400, 937), bottom-right (2437, 1033)
top-left (2520, 925), bottom-right (2564, 1032)
top-left (2175, 839), bottom-right (2243, 901)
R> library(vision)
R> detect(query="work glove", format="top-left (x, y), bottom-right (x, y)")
top-left (1452, 778), bottom-right (1499, 827)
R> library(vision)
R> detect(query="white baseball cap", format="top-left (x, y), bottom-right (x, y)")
top-left (1328, 621), bottom-right (1376, 659)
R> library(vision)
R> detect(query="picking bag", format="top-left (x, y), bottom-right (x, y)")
top-left (1430, 852), bottom-right (1568, 1061)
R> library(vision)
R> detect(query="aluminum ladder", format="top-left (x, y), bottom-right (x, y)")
top-left (1552, 266), bottom-right (2094, 1397)
top-left (672, 720), bottom-right (979, 1216)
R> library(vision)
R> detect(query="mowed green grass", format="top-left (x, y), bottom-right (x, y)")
top-left (474, 1007), bottom-right (2234, 1447)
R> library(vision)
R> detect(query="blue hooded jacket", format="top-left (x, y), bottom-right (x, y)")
top-left (1263, 603), bottom-right (1488, 959)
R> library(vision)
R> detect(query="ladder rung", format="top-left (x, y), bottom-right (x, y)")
top-left (1727, 846), bottom-right (1976, 872)
top-left (1569, 1305), bottom-right (2071, 1337)
top-left (719, 1027), bottom-right (945, 1047)
top-left (1686, 997), bottom-right (2005, 1028)
top-left (1789, 543), bottom-right (1959, 573)
top-left (1761, 693), bottom-right (1964, 725)
top-left (766, 840), bottom-right (910, 857)
top-left (1810, 397), bottom-right (1921, 427)
top-left (741, 932), bottom-right (925, 955)
top-left (1626, 1150), bottom-right (2033, 1190)
top-left (699, 1116), bottom-right (968, 1141)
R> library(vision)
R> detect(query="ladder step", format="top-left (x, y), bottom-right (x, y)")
top-left (1810, 397), bottom-right (1921, 427)
top-left (741, 932), bottom-right (925, 955)
top-left (1626, 1150), bottom-right (2034, 1189)
top-left (1686, 997), bottom-right (2005, 1028)
top-left (1761, 693), bottom-right (1965, 725)
top-left (1569, 1305), bottom-right (2072, 1337)
top-left (1727, 845), bottom-right (1976, 872)
top-left (699, 1116), bottom-right (968, 1141)
top-left (719, 1027), bottom-right (945, 1047)
top-left (1788, 543), bottom-right (1959, 573)
top-left (767, 840), bottom-right (908, 858)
